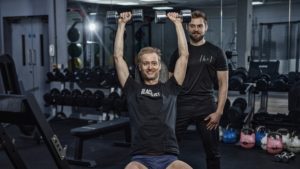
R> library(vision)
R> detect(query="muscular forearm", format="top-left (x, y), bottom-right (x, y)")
top-left (112, 13), bottom-right (131, 87)
top-left (114, 23), bottom-right (126, 60)
top-left (175, 22), bottom-right (189, 59)
top-left (216, 79), bottom-right (228, 115)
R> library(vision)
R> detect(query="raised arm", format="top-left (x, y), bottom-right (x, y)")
top-left (167, 12), bottom-right (189, 85)
top-left (113, 12), bottom-right (131, 87)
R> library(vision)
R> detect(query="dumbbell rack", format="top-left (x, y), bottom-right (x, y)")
top-left (45, 67), bottom-right (127, 122)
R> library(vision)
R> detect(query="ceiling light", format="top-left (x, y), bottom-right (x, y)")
top-left (88, 22), bottom-right (97, 32)
top-left (140, 0), bottom-right (165, 2)
top-left (153, 6), bottom-right (174, 10)
top-left (252, 0), bottom-right (264, 5)
top-left (89, 12), bottom-right (97, 15)
top-left (117, 2), bottom-right (139, 5)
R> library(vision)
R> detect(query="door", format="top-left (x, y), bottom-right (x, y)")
top-left (10, 16), bottom-right (50, 113)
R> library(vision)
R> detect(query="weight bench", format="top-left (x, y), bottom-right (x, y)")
top-left (67, 117), bottom-right (130, 167)
top-left (0, 93), bottom-right (70, 169)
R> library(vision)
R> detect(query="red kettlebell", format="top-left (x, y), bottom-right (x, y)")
top-left (240, 127), bottom-right (255, 149)
top-left (266, 132), bottom-right (283, 154)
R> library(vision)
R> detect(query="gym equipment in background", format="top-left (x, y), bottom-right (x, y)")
top-left (0, 93), bottom-right (70, 169)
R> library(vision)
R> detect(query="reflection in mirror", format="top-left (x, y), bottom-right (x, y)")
top-left (251, 0), bottom-right (300, 74)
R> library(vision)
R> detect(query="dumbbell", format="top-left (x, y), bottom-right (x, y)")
top-left (102, 68), bottom-right (118, 88)
top-left (54, 68), bottom-right (66, 82)
top-left (272, 74), bottom-right (288, 91)
top-left (46, 71), bottom-right (55, 82)
top-left (63, 89), bottom-right (74, 106)
top-left (113, 94), bottom-right (127, 115)
top-left (91, 66), bottom-right (105, 84)
top-left (255, 73), bottom-right (271, 91)
top-left (56, 89), bottom-right (71, 105)
top-left (106, 9), bottom-right (143, 24)
top-left (79, 90), bottom-right (93, 107)
top-left (92, 90), bottom-right (105, 108)
top-left (78, 68), bottom-right (92, 82)
top-left (229, 67), bottom-right (248, 91)
top-left (71, 89), bottom-right (82, 106)
top-left (63, 68), bottom-right (74, 82)
top-left (155, 9), bottom-right (191, 23)
top-left (43, 88), bottom-right (60, 105)
top-left (102, 92), bottom-right (120, 112)
top-left (72, 69), bottom-right (80, 82)
top-left (227, 97), bottom-right (247, 129)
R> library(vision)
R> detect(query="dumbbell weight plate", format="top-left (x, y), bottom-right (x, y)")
top-left (106, 11), bottom-right (118, 24)
top-left (93, 90), bottom-right (105, 107)
top-left (155, 11), bottom-right (167, 23)
top-left (132, 9), bottom-right (143, 22)
top-left (60, 89), bottom-right (72, 105)
top-left (68, 43), bottom-right (82, 58)
top-left (232, 97), bottom-right (247, 112)
top-left (67, 27), bottom-right (80, 42)
top-left (72, 89), bottom-right (82, 106)
top-left (180, 9), bottom-right (191, 23)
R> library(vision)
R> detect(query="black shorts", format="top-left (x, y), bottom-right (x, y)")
top-left (131, 154), bottom-right (177, 169)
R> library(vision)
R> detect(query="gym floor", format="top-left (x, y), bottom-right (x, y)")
top-left (0, 91), bottom-right (299, 169)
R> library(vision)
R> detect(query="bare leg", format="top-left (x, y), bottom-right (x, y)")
top-left (166, 160), bottom-right (193, 169)
top-left (125, 161), bottom-right (148, 169)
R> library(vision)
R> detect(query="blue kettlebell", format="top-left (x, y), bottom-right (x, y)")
top-left (255, 126), bottom-right (267, 146)
top-left (223, 125), bottom-right (237, 144)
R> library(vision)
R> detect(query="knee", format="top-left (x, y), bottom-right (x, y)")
top-left (167, 160), bottom-right (193, 169)
top-left (124, 161), bottom-right (147, 169)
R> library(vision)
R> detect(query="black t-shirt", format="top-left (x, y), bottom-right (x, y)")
top-left (123, 76), bottom-right (181, 155)
top-left (168, 42), bottom-right (228, 116)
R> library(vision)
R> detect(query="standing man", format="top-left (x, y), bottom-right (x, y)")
top-left (168, 10), bottom-right (228, 169)
top-left (113, 11), bottom-right (192, 169)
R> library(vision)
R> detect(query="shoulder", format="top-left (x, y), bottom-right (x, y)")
top-left (123, 77), bottom-right (139, 93)
top-left (204, 42), bottom-right (225, 57)
top-left (162, 76), bottom-right (182, 95)
top-left (205, 41), bottom-right (222, 51)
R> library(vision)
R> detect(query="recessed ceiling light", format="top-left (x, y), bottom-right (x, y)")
top-left (89, 12), bottom-right (97, 15)
top-left (153, 6), bottom-right (174, 10)
top-left (140, 0), bottom-right (165, 2)
top-left (252, 1), bottom-right (264, 5)
top-left (117, 2), bottom-right (139, 6)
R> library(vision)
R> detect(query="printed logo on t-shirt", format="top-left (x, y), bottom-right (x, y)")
top-left (199, 54), bottom-right (213, 63)
top-left (141, 88), bottom-right (161, 98)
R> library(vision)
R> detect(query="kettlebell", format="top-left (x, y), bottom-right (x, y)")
top-left (277, 128), bottom-right (290, 149)
top-left (222, 125), bottom-right (238, 144)
top-left (240, 127), bottom-right (255, 149)
top-left (255, 126), bottom-right (267, 147)
top-left (287, 134), bottom-right (300, 153)
top-left (266, 132), bottom-right (283, 154)
top-left (261, 134), bottom-right (268, 150)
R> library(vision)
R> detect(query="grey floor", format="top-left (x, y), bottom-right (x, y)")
top-left (0, 91), bottom-right (299, 169)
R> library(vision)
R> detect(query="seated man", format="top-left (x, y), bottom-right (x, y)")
top-left (113, 11), bottom-right (192, 169)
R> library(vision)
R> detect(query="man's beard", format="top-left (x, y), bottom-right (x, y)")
top-left (189, 33), bottom-right (204, 43)
top-left (140, 71), bottom-right (159, 81)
